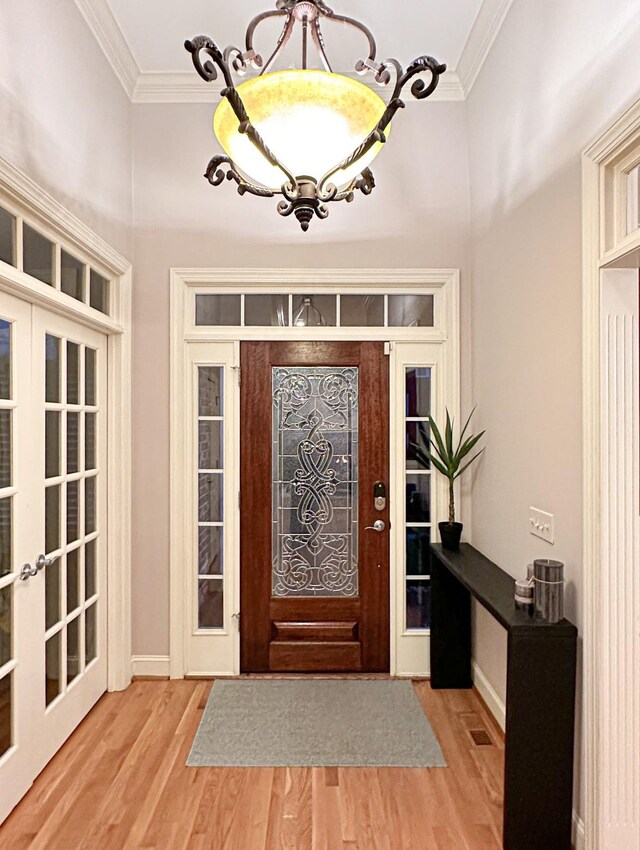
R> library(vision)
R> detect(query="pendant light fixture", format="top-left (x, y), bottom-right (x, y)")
top-left (185, 1), bottom-right (446, 232)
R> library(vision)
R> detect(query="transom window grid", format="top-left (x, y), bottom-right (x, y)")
top-left (0, 203), bottom-right (112, 317)
top-left (404, 367), bottom-right (432, 632)
top-left (194, 292), bottom-right (436, 329)
top-left (44, 334), bottom-right (99, 708)
top-left (196, 366), bottom-right (225, 631)
top-left (0, 317), bottom-right (15, 758)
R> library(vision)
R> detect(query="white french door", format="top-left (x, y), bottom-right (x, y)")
top-left (0, 291), bottom-right (107, 823)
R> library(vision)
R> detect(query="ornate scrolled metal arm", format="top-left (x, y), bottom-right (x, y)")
top-left (205, 156), bottom-right (276, 198)
top-left (333, 169), bottom-right (375, 203)
top-left (318, 55), bottom-right (446, 195)
top-left (392, 55), bottom-right (447, 103)
top-left (184, 36), bottom-right (235, 89)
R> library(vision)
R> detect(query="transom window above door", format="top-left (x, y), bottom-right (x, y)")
top-left (0, 204), bottom-right (112, 317)
top-left (195, 292), bottom-right (435, 329)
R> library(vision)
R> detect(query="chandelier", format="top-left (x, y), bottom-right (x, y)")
top-left (185, 1), bottom-right (446, 232)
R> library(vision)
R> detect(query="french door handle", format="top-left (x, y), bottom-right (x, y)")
top-left (19, 563), bottom-right (38, 581)
top-left (35, 554), bottom-right (58, 572)
top-left (365, 520), bottom-right (386, 532)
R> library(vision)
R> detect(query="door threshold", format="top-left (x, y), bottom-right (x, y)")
top-left (185, 673), bottom-right (430, 681)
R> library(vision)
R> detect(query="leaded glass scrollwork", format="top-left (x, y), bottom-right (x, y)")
top-left (272, 366), bottom-right (358, 597)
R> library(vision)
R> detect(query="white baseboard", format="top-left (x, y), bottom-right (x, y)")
top-left (472, 661), bottom-right (506, 731)
top-left (131, 655), bottom-right (170, 677)
top-left (472, 661), bottom-right (584, 850)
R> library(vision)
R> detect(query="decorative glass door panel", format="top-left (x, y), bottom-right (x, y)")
top-left (272, 367), bottom-right (359, 598)
top-left (241, 342), bottom-right (389, 674)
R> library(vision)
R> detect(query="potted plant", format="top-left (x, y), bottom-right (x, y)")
top-left (412, 408), bottom-right (485, 551)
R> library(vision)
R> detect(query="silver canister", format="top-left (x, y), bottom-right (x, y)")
top-left (515, 579), bottom-right (534, 613)
top-left (533, 559), bottom-right (565, 623)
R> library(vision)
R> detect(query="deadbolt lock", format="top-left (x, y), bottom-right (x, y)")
top-left (374, 481), bottom-right (387, 512)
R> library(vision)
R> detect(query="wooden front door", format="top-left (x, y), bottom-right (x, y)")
top-left (240, 342), bottom-right (390, 673)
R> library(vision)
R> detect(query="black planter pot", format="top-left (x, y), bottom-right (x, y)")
top-left (439, 521), bottom-right (463, 551)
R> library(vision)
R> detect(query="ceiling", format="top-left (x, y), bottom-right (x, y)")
top-left (75, 0), bottom-right (514, 102)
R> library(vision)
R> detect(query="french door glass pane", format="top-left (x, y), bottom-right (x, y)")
top-left (66, 480), bottom-right (79, 544)
top-left (85, 540), bottom-right (96, 599)
top-left (0, 585), bottom-right (11, 667)
top-left (66, 549), bottom-right (80, 613)
top-left (45, 561), bottom-right (61, 630)
top-left (85, 477), bottom-right (96, 534)
top-left (45, 335), bottom-right (60, 403)
top-left (0, 499), bottom-right (11, 578)
top-left (45, 411), bottom-right (60, 478)
top-left (67, 617), bottom-right (80, 685)
top-left (272, 366), bottom-right (359, 598)
top-left (45, 485), bottom-right (60, 553)
top-left (0, 674), bottom-right (12, 756)
top-left (406, 421), bottom-right (430, 470)
top-left (45, 633), bottom-right (61, 706)
top-left (85, 348), bottom-right (96, 406)
top-left (0, 320), bottom-right (10, 399)
top-left (0, 410), bottom-right (11, 488)
top-left (67, 412), bottom-right (79, 474)
top-left (67, 342), bottom-right (80, 405)
top-left (85, 604), bottom-right (97, 663)
top-left (85, 413), bottom-right (96, 470)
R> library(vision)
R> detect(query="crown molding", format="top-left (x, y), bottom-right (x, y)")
top-left (75, 0), bottom-right (512, 104)
top-left (456, 0), bottom-right (515, 96)
top-left (132, 70), bottom-right (465, 104)
top-left (75, 0), bottom-right (138, 99)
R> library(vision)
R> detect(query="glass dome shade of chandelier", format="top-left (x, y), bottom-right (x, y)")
top-left (213, 69), bottom-right (389, 191)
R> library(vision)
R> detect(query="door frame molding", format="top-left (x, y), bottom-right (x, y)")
top-left (170, 267), bottom-right (460, 679)
top-left (583, 97), bottom-right (640, 849)
top-left (0, 155), bottom-right (132, 693)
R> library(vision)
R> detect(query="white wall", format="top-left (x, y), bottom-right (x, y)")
top-left (0, 0), bottom-right (133, 257)
top-left (131, 101), bottom-right (472, 655)
top-left (467, 0), bottom-right (640, 829)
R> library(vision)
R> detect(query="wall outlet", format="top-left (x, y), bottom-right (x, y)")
top-left (529, 507), bottom-right (555, 544)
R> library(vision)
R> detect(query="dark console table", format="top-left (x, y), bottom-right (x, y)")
top-left (430, 543), bottom-right (577, 850)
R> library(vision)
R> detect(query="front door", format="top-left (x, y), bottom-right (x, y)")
top-left (240, 342), bottom-right (390, 673)
top-left (0, 291), bottom-right (107, 823)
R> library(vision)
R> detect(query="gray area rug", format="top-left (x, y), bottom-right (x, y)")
top-left (187, 680), bottom-right (446, 768)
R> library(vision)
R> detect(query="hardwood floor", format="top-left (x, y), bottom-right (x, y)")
top-left (0, 680), bottom-right (504, 849)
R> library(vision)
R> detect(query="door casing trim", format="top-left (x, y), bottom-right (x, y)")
top-left (0, 155), bottom-right (132, 693)
top-left (170, 268), bottom-right (460, 679)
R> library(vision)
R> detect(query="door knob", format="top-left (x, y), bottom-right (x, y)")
top-left (19, 563), bottom-right (38, 581)
top-left (35, 554), bottom-right (58, 572)
top-left (365, 520), bottom-right (385, 532)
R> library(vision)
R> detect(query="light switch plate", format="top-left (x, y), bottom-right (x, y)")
top-left (529, 507), bottom-right (555, 544)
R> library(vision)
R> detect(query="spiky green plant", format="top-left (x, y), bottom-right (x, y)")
top-left (412, 408), bottom-right (485, 525)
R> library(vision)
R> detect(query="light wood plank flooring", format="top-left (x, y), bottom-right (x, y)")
top-left (0, 680), bottom-right (504, 849)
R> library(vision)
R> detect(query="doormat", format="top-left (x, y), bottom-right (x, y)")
top-left (187, 680), bottom-right (447, 768)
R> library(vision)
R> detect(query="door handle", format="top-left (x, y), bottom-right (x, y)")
top-left (365, 520), bottom-right (385, 532)
top-left (19, 563), bottom-right (38, 581)
top-left (35, 554), bottom-right (58, 572)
